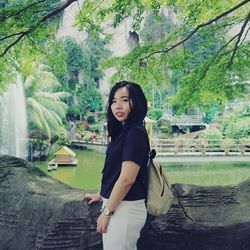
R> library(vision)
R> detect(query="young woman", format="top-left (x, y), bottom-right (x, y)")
top-left (83, 81), bottom-right (150, 250)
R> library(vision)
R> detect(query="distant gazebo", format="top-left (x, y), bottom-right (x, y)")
top-left (48, 146), bottom-right (77, 171)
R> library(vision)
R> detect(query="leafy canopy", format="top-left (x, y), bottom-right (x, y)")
top-left (76, 0), bottom-right (250, 112)
top-left (0, 0), bottom-right (249, 114)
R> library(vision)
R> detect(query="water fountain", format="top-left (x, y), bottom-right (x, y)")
top-left (0, 75), bottom-right (28, 159)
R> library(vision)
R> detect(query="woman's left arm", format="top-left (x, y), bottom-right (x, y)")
top-left (96, 161), bottom-right (140, 233)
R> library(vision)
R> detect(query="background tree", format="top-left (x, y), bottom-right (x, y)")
top-left (85, 35), bottom-right (111, 85)
top-left (61, 36), bottom-right (108, 120)
top-left (24, 64), bottom-right (69, 139)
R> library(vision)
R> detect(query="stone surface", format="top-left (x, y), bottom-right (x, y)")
top-left (1, 155), bottom-right (250, 250)
top-left (138, 182), bottom-right (250, 250)
top-left (0, 155), bottom-right (102, 250)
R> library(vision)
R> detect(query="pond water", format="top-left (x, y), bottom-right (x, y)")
top-left (35, 149), bottom-right (250, 190)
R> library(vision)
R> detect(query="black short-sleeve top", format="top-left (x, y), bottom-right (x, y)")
top-left (100, 124), bottom-right (150, 201)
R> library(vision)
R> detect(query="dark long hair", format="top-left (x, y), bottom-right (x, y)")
top-left (107, 81), bottom-right (148, 139)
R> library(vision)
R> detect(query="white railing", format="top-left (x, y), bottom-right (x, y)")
top-left (170, 114), bottom-right (204, 125)
top-left (152, 138), bottom-right (250, 156)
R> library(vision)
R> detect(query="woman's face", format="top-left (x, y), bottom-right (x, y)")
top-left (111, 86), bottom-right (132, 124)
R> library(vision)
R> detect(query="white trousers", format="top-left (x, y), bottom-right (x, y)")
top-left (102, 198), bottom-right (147, 250)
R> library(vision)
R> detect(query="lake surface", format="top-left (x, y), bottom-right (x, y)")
top-left (35, 149), bottom-right (250, 190)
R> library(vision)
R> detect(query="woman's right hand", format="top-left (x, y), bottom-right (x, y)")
top-left (82, 192), bottom-right (101, 204)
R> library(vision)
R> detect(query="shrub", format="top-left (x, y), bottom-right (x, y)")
top-left (89, 124), bottom-right (103, 133)
top-left (240, 137), bottom-right (250, 145)
top-left (200, 128), bottom-right (223, 147)
top-left (67, 105), bottom-right (81, 118)
top-left (57, 127), bottom-right (70, 146)
top-left (51, 134), bottom-right (59, 144)
top-left (81, 131), bottom-right (92, 141)
top-left (222, 138), bottom-right (235, 150)
top-left (224, 117), bottom-right (250, 139)
top-left (86, 114), bottom-right (96, 124)
top-left (216, 101), bottom-right (250, 140)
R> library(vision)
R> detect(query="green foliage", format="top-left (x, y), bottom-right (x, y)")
top-left (78, 81), bottom-right (103, 114)
top-left (86, 114), bottom-right (96, 124)
top-left (216, 101), bottom-right (250, 140)
top-left (200, 128), bottom-right (223, 143)
top-left (76, 0), bottom-right (169, 33)
top-left (222, 138), bottom-right (235, 149)
top-left (89, 124), bottom-right (103, 133)
top-left (224, 117), bottom-right (250, 140)
top-left (85, 35), bottom-right (111, 83)
top-left (76, 0), bottom-right (250, 114)
top-left (169, 41), bottom-right (249, 112)
top-left (63, 37), bottom-right (91, 92)
top-left (0, 0), bottom-right (66, 90)
top-left (147, 108), bottom-right (163, 121)
top-left (24, 63), bottom-right (69, 139)
top-left (81, 131), bottom-right (93, 141)
top-left (61, 36), bottom-right (106, 117)
top-left (0, 0), bottom-right (62, 51)
top-left (204, 105), bottom-right (218, 124)
top-left (1, 0), bottom-right (250, 121)
top-left (64, 38), bottom-right (90, 77)
top-left (67, 105), bottom-right (81, 117)
top-left (45, 40), bottom-right (69, 84)
top-left (57, 126), bottom-right (70, 146)
top-left (173, 0), bottom-right (248, 25)
top-left (29, 128), bottom-right (49, 147)
top-left (140, 12), bottom-right (174, 43)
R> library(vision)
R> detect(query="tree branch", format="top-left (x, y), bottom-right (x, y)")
top-left (35, 0), bottom-right (77, 26)
top-left (1, 32), bottom-right (29, 57)
top-left (0, 0), bottom-right (46, 22)
top-left (180, 27), bottom-right (247, 91)
top-left (228, 10), bottom-right (250, 67)
top-left (214, 34), bottom-right (239, 60)
top-left (192, 36), bottom-right (238, 83)
top-left (0, 0), bottom-right (77, 57)
top-left (76, 0), bottom-right (105, 36)
top-left (0, 31), bottom-right (27, 42)
top-left (240, 25), bottom-right (250, 45)
top-left (91, 0), bottom-right (105, 13)
top-left (140, 0), bottom-right (250, 61)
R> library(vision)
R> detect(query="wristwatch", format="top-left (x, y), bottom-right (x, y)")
top-left (101, 206), bottom-right (114, 216)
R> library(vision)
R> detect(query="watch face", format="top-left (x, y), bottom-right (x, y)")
top-left (103, 207), bottom-right (110, 216)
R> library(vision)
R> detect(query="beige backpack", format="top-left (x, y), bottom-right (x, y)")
top-left (146, 149), bottom-right (174, 217)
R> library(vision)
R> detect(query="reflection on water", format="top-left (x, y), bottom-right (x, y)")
top-left (35, 149), bottom-right (250, 189)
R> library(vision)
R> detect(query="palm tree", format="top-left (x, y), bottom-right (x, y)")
top-left (24, 64), bottom-right (69, 140)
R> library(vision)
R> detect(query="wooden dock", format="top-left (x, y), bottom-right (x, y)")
top-left (48, 159), bottom-right (78, 167)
